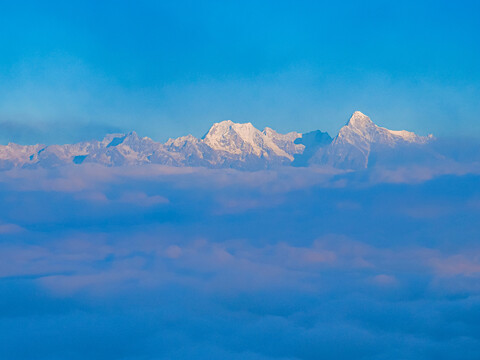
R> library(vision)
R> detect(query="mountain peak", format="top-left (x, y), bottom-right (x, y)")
top-left (346, 111), bottom-right (375, 128)
top-left (204, 121), bottom-right (258, 139)
top-left (203, 120), bottom-right (255, 137)
top-left (0, 112), bottom-right (437, 171)
top-left (212, 120), bottom-right (234, 127)
top-left (203, 120), bottom-right (262, 155)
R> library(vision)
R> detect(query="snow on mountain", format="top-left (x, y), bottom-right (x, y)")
top-left (157, 134), bottom-right (214, 167)
top-left (203, 120), bottom-right (303, 161)
top-left (0, 112), bottom-right (435, 171)
top-left (0, 121), bottom-right (304, 170)
top-left (309, 111), bottom-right (434, 169)
top-left (0, 143), bottom-right (45, 169)
top-left (23, 132), bottom-right (159, 168)
top-left (338, 111), bottom-right (431, 146)
top-left (262, 127), bottom-right (304, 160)
top-left (84, 132), bottom-right (161, 166)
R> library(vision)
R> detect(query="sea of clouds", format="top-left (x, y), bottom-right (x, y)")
top-left (1, 164), bottom-right (480, 359)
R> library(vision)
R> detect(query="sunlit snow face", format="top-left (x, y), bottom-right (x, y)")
top-left (0, 165), bottom-right (479, 359)
top-left (1, 111), bottom-right (466, 174)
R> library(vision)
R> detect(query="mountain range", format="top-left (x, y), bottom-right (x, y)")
top-left (0, 111), bottom-right (442, 171)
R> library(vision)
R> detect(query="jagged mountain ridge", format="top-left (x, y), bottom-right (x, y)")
top-left (309, 111), bottom-right (434, 169)
top-left (0, 112), bottom-right (433, 170)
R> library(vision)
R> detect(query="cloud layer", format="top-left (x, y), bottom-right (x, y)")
top-left (0, 166), bottom-right (479, 359)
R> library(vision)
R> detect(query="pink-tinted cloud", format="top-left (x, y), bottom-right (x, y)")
top-left (0, 223), bottom-right (24, 234)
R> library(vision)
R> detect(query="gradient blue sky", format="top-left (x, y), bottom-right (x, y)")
top-left (1, 0), bottom-right (479, 144)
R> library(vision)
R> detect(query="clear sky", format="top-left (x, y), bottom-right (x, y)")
top-left (1, 0), bottom-right (479, 144)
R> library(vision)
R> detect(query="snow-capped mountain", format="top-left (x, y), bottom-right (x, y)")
top-left (309, 111), bottom-right (434, 169)
top-left (0, 111), bottom-right (435, 171)
top-left (201, 120), bottom-right (303, 168)
top-left (0, 143), bottom-right (45, 170)
top-left (203, 120), bottom-right (302, 160)
top-left (0, 121), bottom-right (304, 170)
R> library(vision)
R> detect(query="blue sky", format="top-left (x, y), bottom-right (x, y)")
top-left (1, 0), bottom-right (479, 143)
